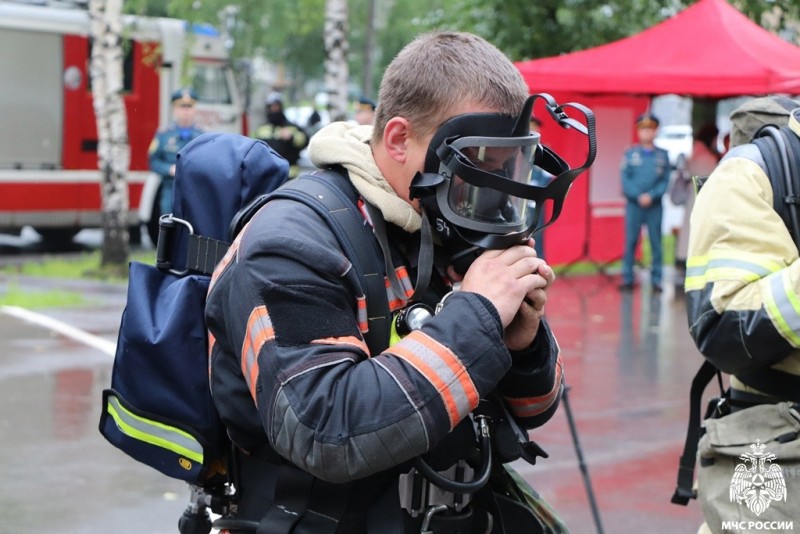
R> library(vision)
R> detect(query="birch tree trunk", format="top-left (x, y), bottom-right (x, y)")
top-left (324, 0), bottom-right (350, 122)
top-left (89, 0), bottom-right (130, 269)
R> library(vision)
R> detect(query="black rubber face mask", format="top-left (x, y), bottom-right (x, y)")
top-left (410, 93), bottom-right (596, 274)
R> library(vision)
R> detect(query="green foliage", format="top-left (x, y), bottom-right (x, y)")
top-left (126, 0), bottom-right (798, 107)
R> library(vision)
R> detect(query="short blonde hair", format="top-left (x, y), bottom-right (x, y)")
top-left (372, 31), bottom-right (529, 145)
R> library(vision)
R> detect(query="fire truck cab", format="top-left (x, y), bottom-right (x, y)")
top-left (0, 1), bottom-right (245, 246)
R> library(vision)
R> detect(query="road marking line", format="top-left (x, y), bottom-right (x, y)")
top-left (0, 305), bottom-right (116, 356)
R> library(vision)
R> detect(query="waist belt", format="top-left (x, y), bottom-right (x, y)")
top-left (728, 387), bottom-right (782, 413)
top-left (228, 448), bottom-right (353, 534)
top-left (736, 366), bottom-right (800, 404)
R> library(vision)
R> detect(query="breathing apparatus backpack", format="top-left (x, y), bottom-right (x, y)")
top-left (672, 106), bottom-right (800, 506)
top-left (98, 133), bottom-right (393, 532)
top-left (99, 133), bottom-right (291, 484)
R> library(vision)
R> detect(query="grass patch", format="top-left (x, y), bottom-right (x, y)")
top-left (0, 249), bottom-right (156, 308)
top-left (0, 249), bottom-right (155, 282)
top-left (0, 281), bottom-right (85, 308)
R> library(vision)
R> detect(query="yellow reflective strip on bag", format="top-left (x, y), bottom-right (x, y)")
top-left (106, 395), bottom-right (204, 464)
top-left (765, 271), bottom-right (800, 347)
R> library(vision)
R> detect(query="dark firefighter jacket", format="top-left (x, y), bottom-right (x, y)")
top-left (204, 123), bottom-right (563, 516)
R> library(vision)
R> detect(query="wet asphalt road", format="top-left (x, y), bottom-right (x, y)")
top-left (0, 237), bottom-right (707, 533)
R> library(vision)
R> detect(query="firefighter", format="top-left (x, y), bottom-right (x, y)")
top-left (206, 31), bottom-right (567, 533)
top-left (147, 88), bottom-right (204, 243)
top-left (685, 97), bottom-right (800, 533)
top-left (254, 92), bottom-right (309, 178)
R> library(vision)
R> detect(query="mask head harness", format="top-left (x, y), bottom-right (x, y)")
top-left (410, 93), bottom-right (596, 274)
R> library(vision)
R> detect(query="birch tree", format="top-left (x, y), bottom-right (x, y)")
top-left (89, 0), bottom-right (130, 269)
top-left (324, 0), bottom-right (349, 122)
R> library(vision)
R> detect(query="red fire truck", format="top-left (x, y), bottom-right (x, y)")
top-left (0, 1), bottom-right (245, 246)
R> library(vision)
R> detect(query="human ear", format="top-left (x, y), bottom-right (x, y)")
top-left (382, 117), bottom-right (412, 163)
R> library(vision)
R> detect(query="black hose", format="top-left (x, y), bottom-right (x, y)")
top-left (414, 416), bottom-right (492, 494)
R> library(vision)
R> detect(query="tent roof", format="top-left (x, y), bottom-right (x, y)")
top-left (516, 0), bottom-right (800, 97)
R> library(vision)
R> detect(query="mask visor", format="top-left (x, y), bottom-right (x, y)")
top-left (442, 134), bottom-right (538, 231)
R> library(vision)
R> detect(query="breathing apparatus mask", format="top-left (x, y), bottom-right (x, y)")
top-left (410, 93), bottom-right (596, 275)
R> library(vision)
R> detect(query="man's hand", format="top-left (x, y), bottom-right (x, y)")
top-left (458, 241), bottom-right (555, 351)
top-left (638, 192), bottom-right (653, 208)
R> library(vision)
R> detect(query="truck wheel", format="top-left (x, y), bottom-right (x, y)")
top-left (36, 228), bottom-right (79, 250)
top-left (129, 224), bottom-right (142, 246)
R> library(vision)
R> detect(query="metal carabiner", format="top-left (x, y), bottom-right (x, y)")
top-left (155, 214), bottom-right (195, 276)
top-left (420, 504), bottom-right (448, 534)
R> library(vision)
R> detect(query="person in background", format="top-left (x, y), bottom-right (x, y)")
top-left (619, 113), bottom-right (671, 292)
top-left (354, 95), bottom-right (377, 125)
top-left (254, 91), bottom-right (309, 178)
top-left (673, 123), bottom-right (720, 291)
top-left (147, 88), bottom-right (204, 244)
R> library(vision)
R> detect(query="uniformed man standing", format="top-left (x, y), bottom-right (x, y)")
top-left (354, 95), bottom-right (377, 125)
top-left (619, 113), bottom-right (671, 292)
top-left (147, 88), bottom-right (204, 243)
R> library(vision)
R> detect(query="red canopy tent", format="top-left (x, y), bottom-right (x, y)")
top-left (516, 0), bottom-right (800, 265)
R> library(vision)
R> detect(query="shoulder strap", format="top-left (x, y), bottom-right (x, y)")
top-left (752, 125), bottom-right (800, 248)
top-left (246, 169), bottom-right (391, 356)
top-left (671, 360), bottom-right (720, 505)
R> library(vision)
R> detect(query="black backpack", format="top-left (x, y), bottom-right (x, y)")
top-left (672, 111), bottom-right (800, 506)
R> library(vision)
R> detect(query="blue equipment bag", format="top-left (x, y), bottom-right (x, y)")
top-left (99, 133), bottom-right (290, 483)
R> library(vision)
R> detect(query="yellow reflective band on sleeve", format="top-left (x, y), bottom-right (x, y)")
top-left (106, 395), bottom-right (204, 465)
top-left (685, 253), bottom-right (781, 291)
top-left (764, 270), bottom-right (800, 347)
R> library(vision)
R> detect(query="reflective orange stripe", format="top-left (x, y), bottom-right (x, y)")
top-left (207, 331), bottom-right (216, 376)
top-left (394, 266), bottom-right (414, 298)
top-left (391, 331), bottom-right (478, 429)
top-left (505, 358), bottom-right (563, 418)
top-left (241, 305), bottom-right (274, 403)
top-left (356, 296), bottom-right (368, 333)
top-left (208, 234), bottom-right (241, 293)
top-left (311, 335), bottom-right (370, 356)
top-left (385, 278), bottom-right (406, 311)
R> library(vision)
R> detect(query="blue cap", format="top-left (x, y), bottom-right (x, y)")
top-left (636, 113), bottom-right (659, 128)
top-left (171, 88), bottom-right (198, 104)
top-left (356, 96), bottom-right (376, 111)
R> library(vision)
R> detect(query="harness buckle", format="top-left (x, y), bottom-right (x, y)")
top-left (156, 214), bottom-right (195, 276)
top-left (398, 461), bottom-right (475, 517)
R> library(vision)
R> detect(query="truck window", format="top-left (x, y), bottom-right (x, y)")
top-left (191, 63), bottom-right (232, 105)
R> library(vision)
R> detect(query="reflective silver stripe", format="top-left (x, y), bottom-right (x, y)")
top-left (106, 395), bottom-right (203, 463)
top-left (686, 256), bottom-right (778, 290)
top-left (765, 271), bottom-right (800, 347)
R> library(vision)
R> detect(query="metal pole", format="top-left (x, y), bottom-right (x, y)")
top-left (562, 383), bottom-right (605, 534)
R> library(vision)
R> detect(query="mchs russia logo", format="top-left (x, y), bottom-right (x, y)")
top-left (729, 440), bottom-right (787, 516)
